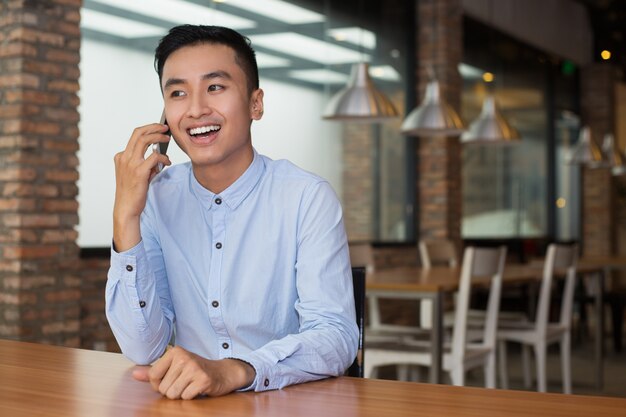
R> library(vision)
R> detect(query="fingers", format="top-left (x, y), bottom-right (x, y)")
top-left (131, 366), bottom-right (151, 382)
top-left (125, 123), bottom-right (170, 157)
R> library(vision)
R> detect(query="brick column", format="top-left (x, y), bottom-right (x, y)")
top-left (0, 0), bottom-right (81, 346)
top-left (580, 64), bottom-right (615, 257)
top-left (415, 0), bottom-right (463, 245)
top-left (343, 124), bottom-right (375, 240)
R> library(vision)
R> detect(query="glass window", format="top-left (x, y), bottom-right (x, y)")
top-left (462, 18), bottom-right (549, 239)
top-left (77, 0), bottom-right (412, 247)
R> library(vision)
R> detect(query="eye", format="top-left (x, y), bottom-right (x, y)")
top-left (170, 90), bottom-right (186, 98)
top-left (208, 84), bottom-right (224, 92)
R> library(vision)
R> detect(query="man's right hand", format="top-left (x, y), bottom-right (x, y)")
top-left (113, 123), bottom-right (171, 252)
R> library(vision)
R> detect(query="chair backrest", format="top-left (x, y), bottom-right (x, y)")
top-left (346, 266), bottom-right (366, 377)
top-left (451, 246), bottom-right (507, 363)
top-left (349, 243), bottom-right (375, 274)
top-left (419, 239), bottom-right (458, 268)
top-left (535, 243), bottom-right (578, 334)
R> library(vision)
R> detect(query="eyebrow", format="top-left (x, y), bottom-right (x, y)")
top-left (163, 71), bottom-right (232, 90)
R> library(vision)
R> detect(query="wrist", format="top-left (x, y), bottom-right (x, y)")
top-left (113, 215), bottom-right (141, 252)
top-left (226, 358), bottom-right (256, 390)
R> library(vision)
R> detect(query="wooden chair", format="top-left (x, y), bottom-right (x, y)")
top-left (419, 239), bottom-right (459, 329)
top-left (497, 244), bottom-right (578, 394)
top-left (346, 267), bottom-right (366, 378)
top-left (349, 243), bottom-right (419, 341)
top-left (364, 246), bottom-right (507, 388)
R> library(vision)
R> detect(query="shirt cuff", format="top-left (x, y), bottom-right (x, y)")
top-left (109, 239), bottom-right (146, 285)
top-left (232, 351), bottom-right (275, 392)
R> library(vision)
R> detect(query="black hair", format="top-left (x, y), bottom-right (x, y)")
top-left (154, 25), bottom-right (259, 94)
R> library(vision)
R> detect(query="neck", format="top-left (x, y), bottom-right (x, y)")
top-left (192, 145), bottom-right (254, 194)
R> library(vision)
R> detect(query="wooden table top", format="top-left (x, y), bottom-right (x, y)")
top-left (2, 339), bottom-right (626, 417)
top-left (366, 262), bottom-right (604, 293)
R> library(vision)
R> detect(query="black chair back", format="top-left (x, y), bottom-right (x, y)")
top-left (346, 266), bottom-right (365, 377)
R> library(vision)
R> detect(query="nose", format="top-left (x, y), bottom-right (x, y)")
top-left (185, 92), bottom-right (211, 119)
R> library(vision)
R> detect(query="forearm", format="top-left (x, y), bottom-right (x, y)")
top-left (106, 242), bottom-right (173, 364)
top-left (236, 322), bottom-right (357, 391)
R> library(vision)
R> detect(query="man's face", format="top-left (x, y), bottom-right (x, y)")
top-left (161, 43), bottom-right (263, 171)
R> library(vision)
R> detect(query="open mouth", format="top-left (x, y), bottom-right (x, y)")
top-left (187, 124), bottom-right (221, 141)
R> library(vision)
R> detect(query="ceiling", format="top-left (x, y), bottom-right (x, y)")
top-left (79, 0), bottom-right (406, 91)
top-left (576, 0), bottom-right (626, 76)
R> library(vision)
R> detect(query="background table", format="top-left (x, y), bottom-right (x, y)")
top-left (1, 340), bottom-right (626, 417)
top-left (366, 263), bottom-right (604, 386)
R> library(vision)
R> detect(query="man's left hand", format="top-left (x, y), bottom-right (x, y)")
top-left (132, 346), bottom-right (256, 400)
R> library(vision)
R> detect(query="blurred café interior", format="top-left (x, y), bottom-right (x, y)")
top-left (1, 0), bottom-right (626, 399)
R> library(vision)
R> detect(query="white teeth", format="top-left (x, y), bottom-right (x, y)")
top-left (189, 125), bottom-right (220, 135)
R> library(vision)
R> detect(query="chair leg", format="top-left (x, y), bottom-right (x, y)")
top-left (498, 340), bottom-right (509, 390)
top-left (522, 345), bottom-right (532, 389)
top-left (534, 342), bottom-right (547, 393)
top-left (450, 366), bottom-right (464, 386)
top-left (561, 333), bottom-right (572, 394)
top-left (397, 364), bottom-right (410, 381)
top-left (610, 294), bottom-right (624, 353)
top-left (484, 351), bottom-right (496, 389)
top-left (364, 360), bottom-right (376, 379)
top-left (409, 365), bottom-right (422, 382)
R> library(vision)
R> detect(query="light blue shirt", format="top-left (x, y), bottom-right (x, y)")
top-left (105, 150), bottom-right (358, 392)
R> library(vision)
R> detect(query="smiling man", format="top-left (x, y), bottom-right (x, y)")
top-left (106, 25), bottom-right (358, 400)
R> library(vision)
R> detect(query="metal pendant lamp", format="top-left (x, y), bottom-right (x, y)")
top-left (323, 62), bottom-right (399, 122)
top-left (601, 133), bottom-right (626, 176)
top-left (400, 78), bottom-right (465, 136)
top-left (566, 126), bottom-right (604, 167)
top-left (461, 95), bottom-right (520, 144)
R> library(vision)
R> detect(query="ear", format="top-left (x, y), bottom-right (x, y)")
top-left (250, 88), bottom-right (264, 120)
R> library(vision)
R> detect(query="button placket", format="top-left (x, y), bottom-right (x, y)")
top-left (207, 196), bottom-right (231, 356)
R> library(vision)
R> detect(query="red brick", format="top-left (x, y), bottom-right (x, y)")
top-left (5, 89), bottom-right (60, 105)
top-left (0, 260), bottom-right (21, 273)
top-left (45, 169), bottom-right (78, 182)
top-left (0, 42), bottom-right (37, 58)
top-left (42, 320), bottom-right (80, 335)
top-left (7, 27), bottom-right (65, 47)
top-left (44, 289), bottom-right (80, 303)
top-left (0, 135), bottom-right (38, 149)
top-left (19, 275), bottom-right (56, 289)
top-left (0, 167), bottom-right (37, 181)
top-left (3, 245), bottom-right (61, 259)
top-left (41, 229), bottom-right (77, 243)
top-left (35, 185), bottom-right (59, 198)
top-left (42, 139), bottom-right (78, 152)
top-left (47, 79), bottom-right (79, 93)
top-left (0, 198), bottom-right (35, 211)
top-left (0, 73), bottom-right (39, 88)
top-left (0, 229), bottom-right (37, 245)
top-left (2, 213), bottom-right (60, 228)
top-left (45, 48), bottom-right (79, 64)
top-left (22, 59), bottom-right (64, 77)
top-left (0, 292), bottom-right (20, 304)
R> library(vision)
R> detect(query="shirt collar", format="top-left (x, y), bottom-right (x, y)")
top-left (189, 149), bottom-right (265, 210)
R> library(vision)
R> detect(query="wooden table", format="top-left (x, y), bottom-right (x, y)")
top-left (366, 263), bottom-right (604, 386)
top-left (1, 339), bottom-right (626, 417)
top-left (578, 256), bottom-right (626, 389)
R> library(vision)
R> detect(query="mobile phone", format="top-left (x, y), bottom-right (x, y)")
top-left (153, 109), bottom-right (171, 173)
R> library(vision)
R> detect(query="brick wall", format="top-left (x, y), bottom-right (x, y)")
top-left (343, 124), bottom-right (375, 241)
top-left (580, 64), bottom-right (615, 257)
top-left (0, 0), bottom-right (82, 346)
top-left (416, 0), bottom-right (463, 245)
top-left (79, 254), bottom-right (119, 351)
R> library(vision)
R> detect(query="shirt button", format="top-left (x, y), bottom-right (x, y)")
top-left (215, 197), bottom-right (222, 205)
top-left (215, 242), bottom-right (222, 249)
top-left (222, 342), bottom-right (229, 349)
top-left (139, 301), bottom-right (146, 308)
top-left (264, 379), bottom-right (270, 387)
top-left (212, 300), bottom-right (219, 308)
top-left (126, 265), bottom-right (133, 272)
